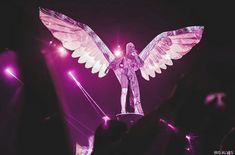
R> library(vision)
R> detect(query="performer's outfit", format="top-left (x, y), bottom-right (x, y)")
top-left (110, 49), bottom-right (144, 115)
top-left (39, 8), bottom-right (204, 117)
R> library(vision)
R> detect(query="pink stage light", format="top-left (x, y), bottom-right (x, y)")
top-left (167, 123), bottom-right (177, 132)
top-left (68, 71), bottom-right (81, 87)
top-left (58, 46), bottom-right (68, 57)
top-left (186, 135), bottom-right (191, 140)
top-left (114, 45), bottom-right (123, 57)
top-left (205, 92), bottom-right (226, 108)
top-left (185, 134), bottom-right (195, 152)
top-left (186, 147), bottom-right (190, 151)
top-left (159, 118), bottom-right (178, 133)
top-left (49, 41), bottom-right (53, 45)
top-left (114, 50), bottom-right (122, 57)
top-left (4, 67), bottom-right (23, 85)
top-left (102, 116), bottom-right (110, 124)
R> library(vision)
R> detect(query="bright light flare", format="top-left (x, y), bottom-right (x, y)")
top-left (58, 46), bottom-right (68, 57)
top-left (114, 45), bottom-right (123, 57)
top-left (4, 67), bottom-right (23, 85)
top-left (114, 50), bottom-right (122, 57)
top-left (167, 124), bottom-right (177, 131)
top-left (102, 116), bottom-right (110, 123)
top-left (68, 71), bottom-right (82, 87)
top-left (186, 135), bottom-right (191, 140)
top-left (205, 92), bottom-right (226, 108)
top-left (102, 115), bottom-right (110, 128)
top-left (159, 118), bottom-right (178, 132)
top-left (185, 147), bottom-right (190, 151)
top-left (185, 137), bottom-right (192, 151)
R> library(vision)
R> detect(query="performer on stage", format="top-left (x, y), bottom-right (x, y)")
top-left (107, 42), bottom-right (144, 114)
top-left (39, 8), bottom-right (204, 116)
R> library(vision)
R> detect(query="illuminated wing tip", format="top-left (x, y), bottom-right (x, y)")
top-left (39, 7), bottom-right (54, 16)
top-left (140, 69), bottom-right (150, 81)
top-left (98, 72), bottom-right (106, 78)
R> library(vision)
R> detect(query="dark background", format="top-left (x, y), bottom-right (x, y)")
top-left (0, 0), bottom-right (235, 155)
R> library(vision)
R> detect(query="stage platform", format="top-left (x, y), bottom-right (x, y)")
top-left (116, 113), bottom-right (144, 126)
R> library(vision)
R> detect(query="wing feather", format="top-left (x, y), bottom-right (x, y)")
top-left (98, 64), bottom-right (108, 78)
top-left (39, 8), bottom-right (115, 78)
top-left (139, 26), bottom-right (204, 80)
top-left (78, 53), bottom-right (90, 64)
top-left (85, 57), bottom-right (96, 68)
top-left (92, 61), bottom-right (102, 74)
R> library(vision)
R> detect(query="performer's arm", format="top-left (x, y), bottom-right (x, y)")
top-left (135, 55), bottom-right (144, 68)
top-left (105, 58), bottom-right (122, 73)
top-left (131, 50), bottom-right (144, 69)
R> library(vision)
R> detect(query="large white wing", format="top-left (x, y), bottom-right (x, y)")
top-left (39, 8), bottom-right (115, 78)
top-left (139, 26), bottom-right (204, 80)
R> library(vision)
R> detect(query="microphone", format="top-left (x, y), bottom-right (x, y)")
top-left (130, 49), bottom-right (137, 56)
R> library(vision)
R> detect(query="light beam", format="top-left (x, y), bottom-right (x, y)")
top-left (159, 118), bottom-right (178, 133)
top-left (4, 67), bottom-right (23, 85)
top-left (68, 71), bottom-right (108, 118)
top-left (185, 133), bottom-right (197, 152)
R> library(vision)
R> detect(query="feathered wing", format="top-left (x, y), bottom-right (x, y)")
top-left (139, 26), bottom-right (204, 80)
top-left (39, 8), bottom-right (115, 78)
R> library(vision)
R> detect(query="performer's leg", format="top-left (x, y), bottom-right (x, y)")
top-left (130, 73), bottom-right (144, 115)
top-left (121, 88), bottom-right (128, 114)
top-left (120, 75), bottom-right (128, 114)
top-left (133, 99), bottom-right (144, 115)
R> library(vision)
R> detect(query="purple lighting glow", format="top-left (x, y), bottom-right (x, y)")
top-left (114, 50), bottom-right (122, 57)
top-left (68, 71), bottom-right (81, 87)
top-left (58, 46), bottom-right (68, 57)
top-left (102, 116), bottom-right (110, 128)
top-left (167, 124), bottom-right (177, 131)
top-left (185, 134), bottom-right (194, 152)
top-left (186, 135), bottom-right (191, 140)
top-left (102, 116), bottom-right (110, 126)
top-left (114, 45), bottom-right (123, 57)
top-left (159, 118), bottom-right (178, 132)
top-left (205, 92), bottom-right (226, 108)
top-left (4, 67), bottom-right (23, 85)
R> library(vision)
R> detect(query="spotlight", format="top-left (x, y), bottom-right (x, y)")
top-left (159, 118), bottom-right (178, 132)
top-left (185, 133), bottom-right (196, 152)
top-left (114, 50), bottom-right (122, 57)
top-left (68, 71), bottom-right (72, 76)
top-left (205, 92), bottom-right (226, 108)
top-left (68, 71), bottom-right (81, 87)
top-left (57, 46), bottom-right (67, 57)
top-left (114, 45), bottom-right (123, 57)
top-left (102, 116), bottom-right (110, 126)
top-left (5, 67), bottom-right (13, 76)
top-left (49, 41), bottom-right (53, 45)
top-left (4, 67), bottom-right (23, 85)
top-left (68, 71), bottom-right (108, 117)
top-left (186, 135), bottom-right (191, 140)
top-left (102, 116), bottom-right (110, 122)
top-left (186, 148), bottom-right (191, 151)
